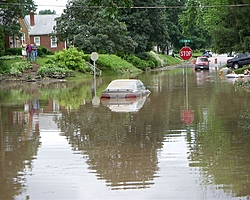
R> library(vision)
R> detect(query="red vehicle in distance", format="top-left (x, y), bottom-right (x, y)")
top-left (194, 56), bottom-right (210, 70)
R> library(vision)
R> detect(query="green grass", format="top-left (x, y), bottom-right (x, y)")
top-left (233, 65), bottom-right (250, 74)
top-left (1, 52), bottom-right (184, 77)
top-left (157, 54), bottom-right (183, 65)
top-left (36, 55), bottom-right (54, 66)
top-left (192, 52), bottom-right (203, 57)
top-left (97, 54), bottom-right (142, 74)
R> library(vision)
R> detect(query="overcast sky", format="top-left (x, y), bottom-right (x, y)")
top-left (35, 0), bottom-right (67, 14)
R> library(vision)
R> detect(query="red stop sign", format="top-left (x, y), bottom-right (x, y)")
top-left (180, 46), bottom-right (192, 60)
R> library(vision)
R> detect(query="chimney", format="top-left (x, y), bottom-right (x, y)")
top-left (30, 10), bottom-right (35, 26)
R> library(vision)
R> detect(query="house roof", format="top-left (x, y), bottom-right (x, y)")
top-left (24, 14), bottom-right (60, 36)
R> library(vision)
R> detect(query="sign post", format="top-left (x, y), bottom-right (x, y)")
top-left (179, 46), bottom-right (192, 61)
top-left (179, 46), bottom-right (194, 124)
top-left (91, 52), bottom-right (100, 107)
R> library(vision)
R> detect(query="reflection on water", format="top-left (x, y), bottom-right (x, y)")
top-left (101, 96), bottom-right (148, 113)
top-left (0, 69), bottom-right (250, 199)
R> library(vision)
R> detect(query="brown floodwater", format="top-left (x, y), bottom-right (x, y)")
top-left (0, 66), bottom-right (250, 200)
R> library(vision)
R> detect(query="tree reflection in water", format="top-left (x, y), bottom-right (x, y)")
top-left (59, 103), bottom-right (161, 190)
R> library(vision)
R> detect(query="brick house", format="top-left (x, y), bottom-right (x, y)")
top-left (19, 11), bottom-right (66, 52)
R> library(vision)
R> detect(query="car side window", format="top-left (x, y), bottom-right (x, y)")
top-left (137, 81), bottom-right (146, 90)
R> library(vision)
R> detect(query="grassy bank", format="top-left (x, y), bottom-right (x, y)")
top-left (0, 51), bottom-right (185, 80)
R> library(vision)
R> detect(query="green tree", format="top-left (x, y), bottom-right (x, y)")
top-left (119, 0), bottom-right (168, 54)
top-left (204, 0), bottom-right (250, 53)
top-left (39, 9), bottom-right (56, 15)
top-left (179, 0), bottom-right (250, 53)
top-left (88, 0), bottom-right (133, 18)
top-left (163, 0), bottom-right (186, 51)
top-left (54, 0), bottom-right (137, 54)
top-left (178, 0), bottom-right (212, 50)
top-left (0, 0), bottom-right (37, 49)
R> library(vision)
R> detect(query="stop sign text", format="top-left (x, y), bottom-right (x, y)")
top-left (179, 46), bottom-right (192, 60)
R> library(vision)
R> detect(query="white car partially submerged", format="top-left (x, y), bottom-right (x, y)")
top-left (101, 79), bottom-right (151, 99)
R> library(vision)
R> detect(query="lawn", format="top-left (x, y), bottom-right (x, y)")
top-left (157, 54), bottom-right (183, 65)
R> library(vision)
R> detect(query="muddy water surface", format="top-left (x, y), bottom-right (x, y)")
top-left (0, 67), bottom-right (250, 199)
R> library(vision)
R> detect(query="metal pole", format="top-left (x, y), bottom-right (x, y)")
top-left (94, 61), bottom-right (96, 97)
top-left (186, 64), bottom-right (188, 110)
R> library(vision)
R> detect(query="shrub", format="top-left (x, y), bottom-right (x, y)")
top-left (136, 52), bottom-right (160, 68)
top-left (97, 54), bottom-right (141, 74)
top-left (54, 47), bottom-right (90, 72)
top-left (4, 46), bottom-right (53, 57)
top-left (37, 65), bottom-right (75, 78)
top-left (136, 52), bottom-right (150, 60)
top-left (147, 60), bottom-right (155, 69)
top-left (122, 54), bottom-right (147, 70)
top-left (5, 61), bottom-right (32, 76)
top-left (82, 54), bottom-right (91, 62)
top-left (0, 61), bottom-right (9, 74)
top-left (147, 52), bottom-right (161, 68)
top-left (38, 46), bottom-right (53, 57)
top-left (4, 48), bottom-right (22, 56)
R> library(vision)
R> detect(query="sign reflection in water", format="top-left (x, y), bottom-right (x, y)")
top-left (182, 64), bottom-right (194, 124)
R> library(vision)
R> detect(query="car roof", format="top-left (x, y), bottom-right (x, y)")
top-left (107, 79), bottom-right (142, 89)
top-left (110, 79), bottom-right (140, 82)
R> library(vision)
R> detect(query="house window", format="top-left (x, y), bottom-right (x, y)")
top-left (34, 37), bottom-right (40, 46)
top-left (21, 34), bottom-right (26, 44)
top-left (51, 36), bottom-right (57, 48)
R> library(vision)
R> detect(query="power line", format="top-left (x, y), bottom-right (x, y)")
top-left (1, 2), bottom-right (250, 9)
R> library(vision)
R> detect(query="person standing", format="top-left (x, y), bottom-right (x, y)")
top-left (32, 43), bottom-right (38, 61)
top-left (26, 42), bottom-right (33, 61)
top-left (21, 41), bottom-right (27, 60)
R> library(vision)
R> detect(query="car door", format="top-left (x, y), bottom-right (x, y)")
top-left (245, 55), bottom-right (250, 65)
top-left (238, 53), bottom-right (247, 65)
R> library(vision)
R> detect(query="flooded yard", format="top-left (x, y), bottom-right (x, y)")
top-left (0, 66), bottom-right (250, 199)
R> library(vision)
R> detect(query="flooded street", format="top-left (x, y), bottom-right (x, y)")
top-left (1, 65), bottom-right (250, 199)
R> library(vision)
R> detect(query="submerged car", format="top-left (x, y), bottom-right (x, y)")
top-left (101, 79), bottom-right (150, 99)
top-left (101, 79), bottom-right (150, 112)
top-left (194, 56), bottom-right (210, 70)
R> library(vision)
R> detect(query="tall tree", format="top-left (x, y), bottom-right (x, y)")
top-left (164, 0), bottom-right (186, 51)
top-left (119, 0), bottom-right (168, 54)
top-left (203, 0), bottom-right (250, 53)
top-left (178, 0), bottom-right (212, 50)
top-left (88, 0), bottom-right (133, 18)
top-left (54, 0), bottom-right (137, 54)
top-left (179, 0), bottom-right (250, 53)
top-left (0, 0), bottom-right (37, 49)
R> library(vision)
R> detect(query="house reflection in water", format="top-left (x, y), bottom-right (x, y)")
top-left (0, 98), bottom-right (67, 199)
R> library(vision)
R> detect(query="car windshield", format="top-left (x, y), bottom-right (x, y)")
top-left (107, 81), bottom-right (137, 90)
top-left (197, 58), bottom-right (208, 62)
top-left (235, 53), bottom-right (246, 58)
